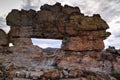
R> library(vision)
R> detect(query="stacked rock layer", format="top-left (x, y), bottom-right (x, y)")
top-left (6, 2), bottom-right (110, 51)
top-left (0, 29), bottom-right (8, 52)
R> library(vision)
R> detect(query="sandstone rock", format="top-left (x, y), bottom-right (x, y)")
top-left (6, 9), bottom-right (36, 26)
top-left (57, 52), bottom-right (83, 70)
top-left (60, 78), bottom-right (83, 80)
top-left (6, 2), bottom-right (109, 39)
top-left (106, 46), bottom-right (117, 54)
top-left (75, 30), bottom-right (108, 39)
top-left (3, 3), bottom-right (118, 80)
top-left (42, 69), bottom-right (62, 79)
top-left (41, 2), bottom-right (62, 12)
top-left (68, 69), bottom-right (81, 78)
top-left (57, 51), bottom-right (120, 75)
top-left (0, 62), bottom-right (14, 80)
top-left (6, 3), bottom-right (110, 51)
top-left (8, 26), bottom-right (33, 38)
top-left (0, 29), bottom-right (8, 47)
top-left (6, 9), bottom-right (20, 26)
top-left (63, 5), bottom-right (80, 14)
top-left (27, 71), bottom-right (43, 79)
top-left (20, 9), bottom-right (36, 26)
top-left (0, 29), bottom-right (8, 52)
top-left (0, 70), bottom-right (3, 77)
top-left (10, 38), bottom-right (33, 46)
top-left (9, 45), bottom-right (42, 54)
top-left (62, 37), bottom-right (104, 51)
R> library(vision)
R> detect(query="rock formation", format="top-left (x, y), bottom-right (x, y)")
top-left (6, 2), bottom-right (110, 51)
top-left (1, 2), bottom-right (120, 80)
top-left (0, 29), bottom-right (8, 52)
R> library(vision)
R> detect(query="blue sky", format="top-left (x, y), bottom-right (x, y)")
top-left (0, 0), bottom-right (120, 49)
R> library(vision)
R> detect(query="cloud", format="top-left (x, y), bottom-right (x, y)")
top-left (21, 0), bottom-right (120, 22)
top-left (104, 35), bottom-right (120, 49)
top-left (0, 17), bottom-right (10, 33)
top-left (32, 38), bottom-right (62, 48)
top-left (116, 21), bottom-right (120, 23)
top-left (36, 0), bottom-right (120, 22)
top-left (21, 0), bottom-right (40, 10)
top-left (104, 17), bottom-right (120, 48)
top-left (0, 0), bottom-right (119, 48)
top-left (108, 17), bottom-right (120, 37)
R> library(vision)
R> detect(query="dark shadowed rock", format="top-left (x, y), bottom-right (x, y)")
top-left (0, 29), bottom-right (8, 49)
top-left (6, 2), bottom-right (109, 38)
top-left (63, 5), bottom-right (80, 14)
top-left (6, 9), bottom-right (36, 26)
top-left (0, 29), bottom-right (9, 52)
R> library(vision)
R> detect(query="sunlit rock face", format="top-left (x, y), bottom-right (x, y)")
top-left (6, 2), bottom-right (110, 51)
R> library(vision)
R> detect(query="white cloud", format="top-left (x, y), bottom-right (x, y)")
top-left (28, 0), bottom-right (120, 22)
top-left (104, 16), bottom-right (120, 48)
top-left (21, 0), bottom-right (120, 23)
top-left (0, 0), bottom-right (22, 17)
top-left (21, 0), bottom-right (40, 10)
top-left (32, 38), bottom-right (62, 48)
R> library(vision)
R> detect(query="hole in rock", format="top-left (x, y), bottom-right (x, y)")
top-left (32, 38), bottom-right (62, 49)
top-left (9, 43), bottom-right (14, 47)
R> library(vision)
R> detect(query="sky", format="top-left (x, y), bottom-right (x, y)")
top-left (0, 0), bottom-right (120, 49)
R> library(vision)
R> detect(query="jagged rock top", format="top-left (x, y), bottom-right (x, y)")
top-left (6, 2), bottom-right (110, 40)
top-left (6, 2), bottom-right (109, 31)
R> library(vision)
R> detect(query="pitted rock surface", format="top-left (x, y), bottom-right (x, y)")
top-left (6, 3), bottom-right (110, 51)
top-left (1, 2), bottom-right (119, 80)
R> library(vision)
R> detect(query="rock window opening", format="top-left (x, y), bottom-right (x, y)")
top-left (9, 43), bottom-right (14, 47)
top-left (31, 38), bottom-right (62, 49)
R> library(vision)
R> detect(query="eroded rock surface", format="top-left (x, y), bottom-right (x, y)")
top-left (10, 38), bottom-right (33, 46)
top-left (0, 29), bottom-right (8, 52)
top-left (1, 2), bottom-right (119, 80)
top-left (1, 48), bottom-right (120, 80)
top-left (6, 2), bottom-right (110, 51)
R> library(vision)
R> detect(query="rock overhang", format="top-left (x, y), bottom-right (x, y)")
top-left (6, 2), bottom-right (109, 38)
top-left (6, 2), bottom-right (110, 51)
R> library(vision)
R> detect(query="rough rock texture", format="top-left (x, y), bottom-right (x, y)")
top-left (62, 37), bottom-right (105, 51)
top-left (2, 2), bottom-right (120, 80)
top-left (10, 38), bottom-right (33, 46)
top-left (0, 29), bottom-right (8, 46)
top-left (1, 48), bottom-right (120, 80)
top-left (0, 29), bottom-right (8, 52)
top-left (6, 2), bottom-right (110, 51)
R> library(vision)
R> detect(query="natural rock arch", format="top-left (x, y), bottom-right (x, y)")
top-left (0, 29), bottom-right (8, 49)
top-left (6, 2), bottom-right (110, 51)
